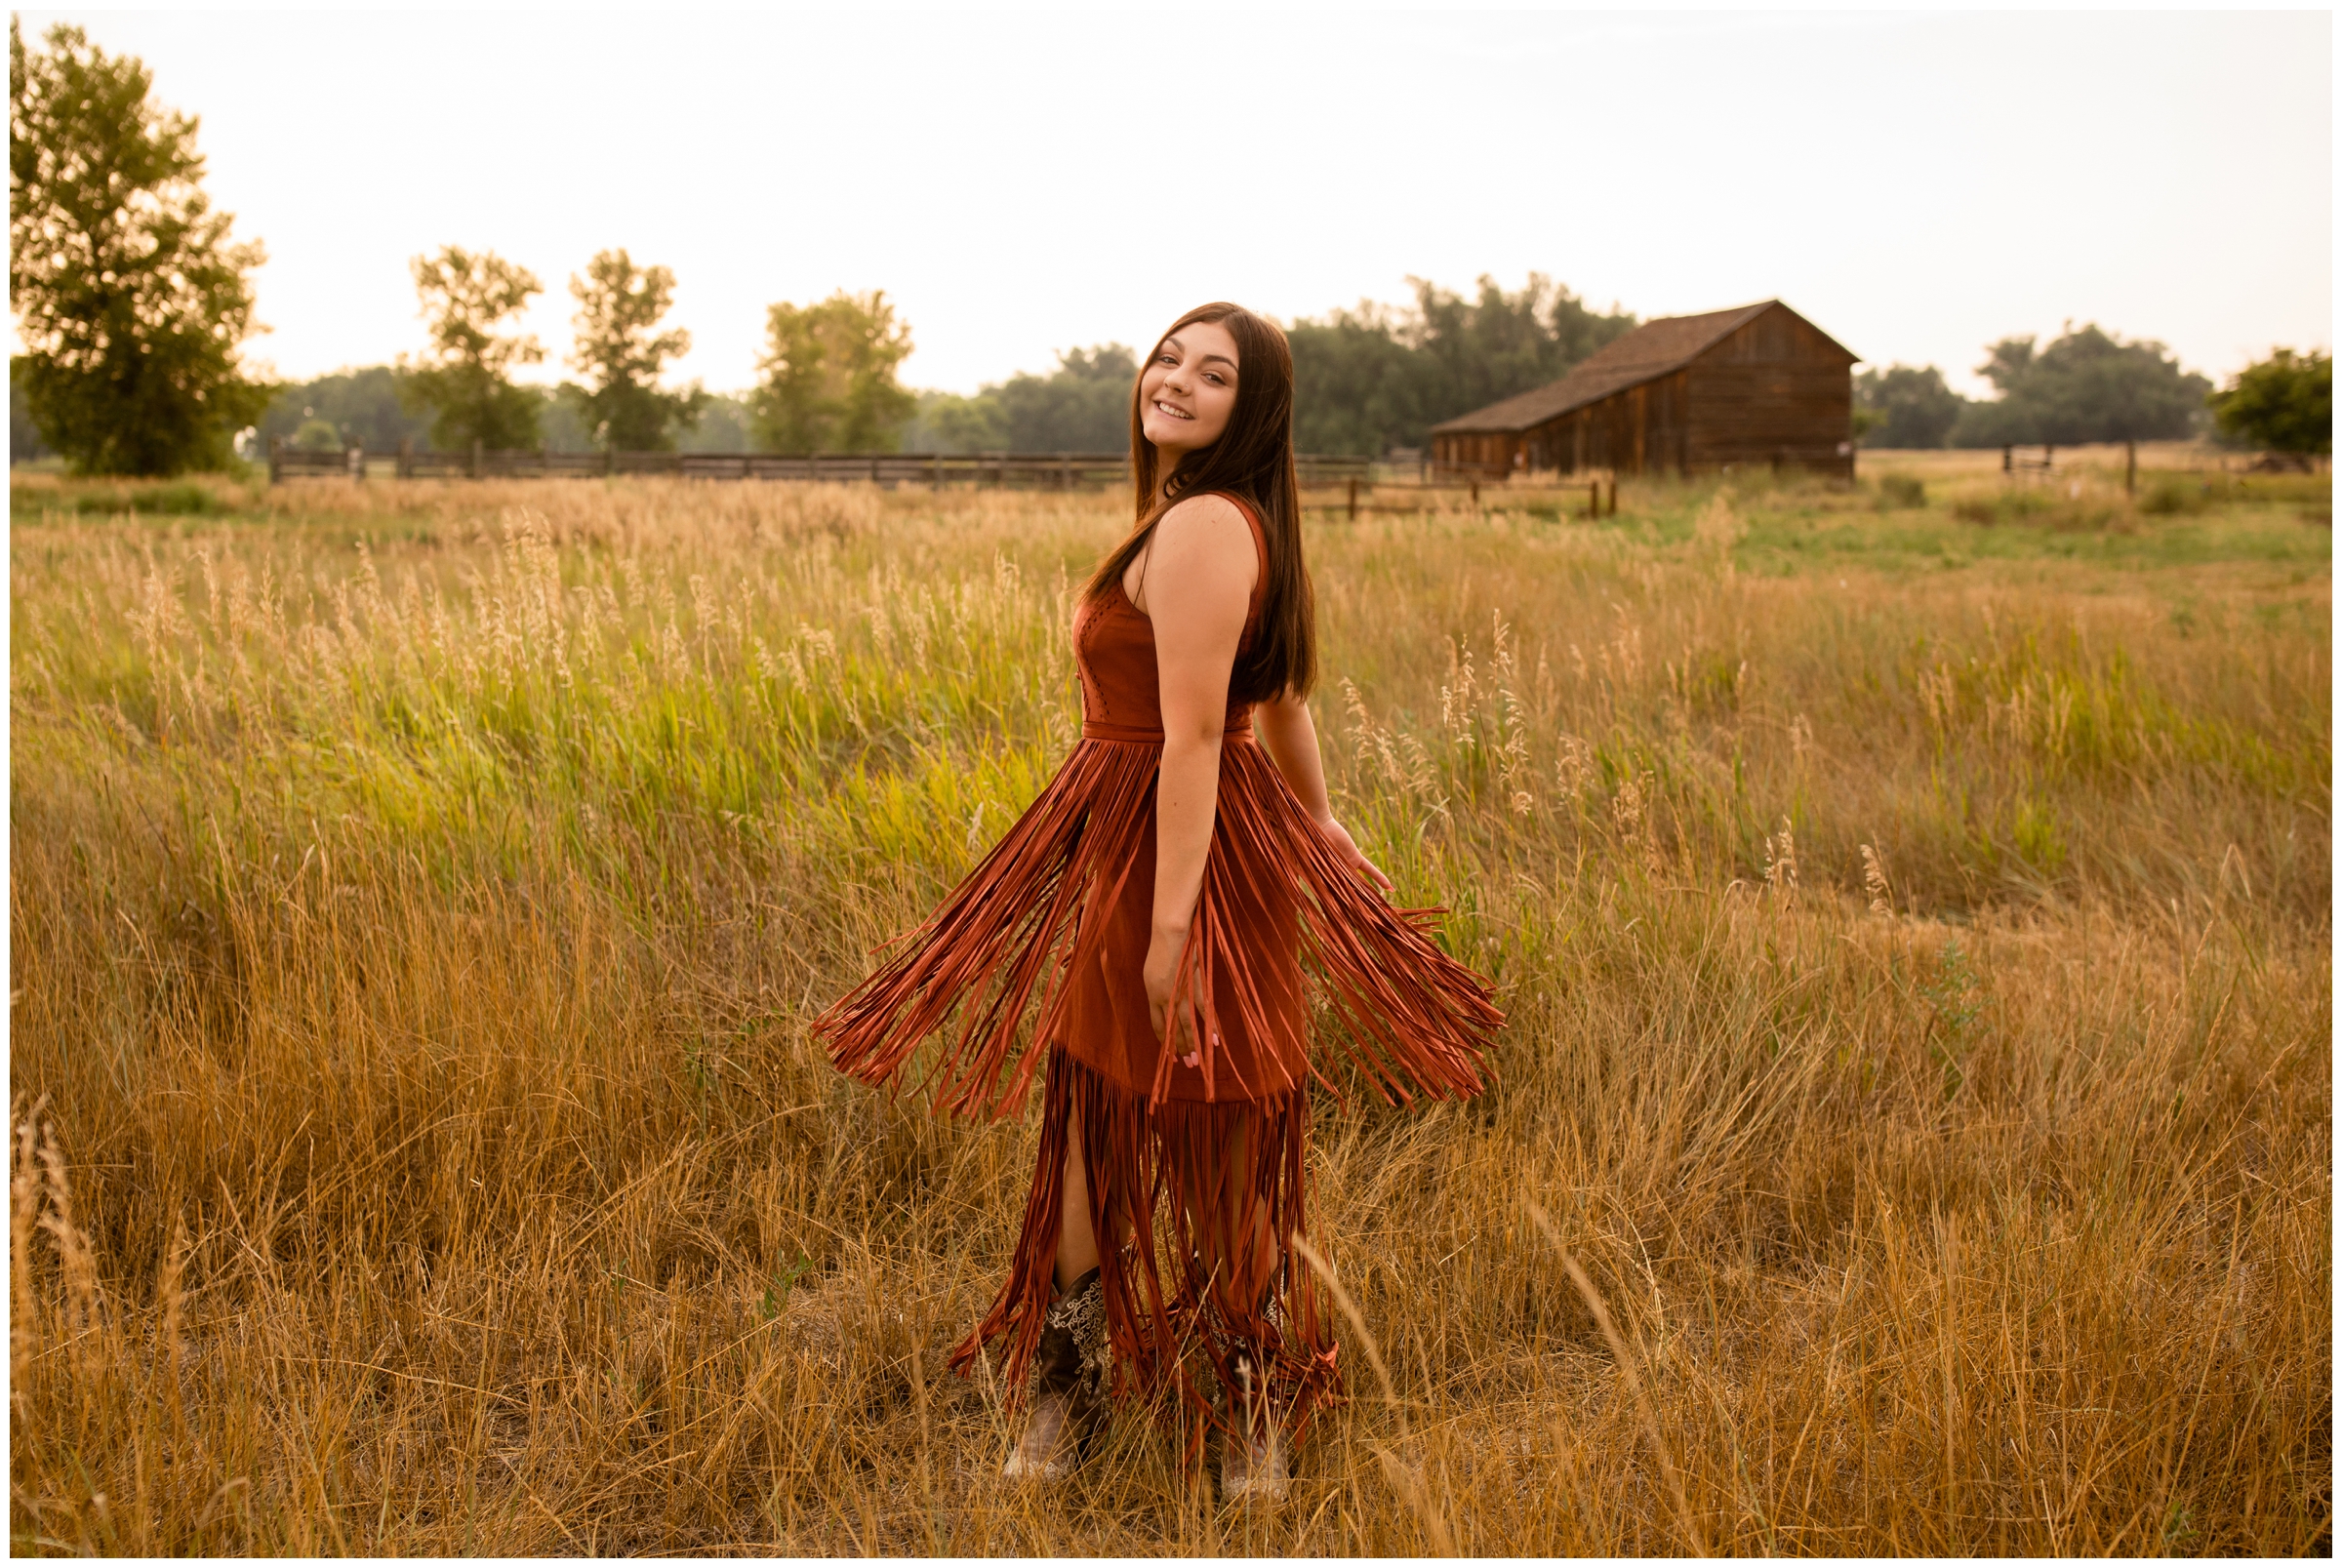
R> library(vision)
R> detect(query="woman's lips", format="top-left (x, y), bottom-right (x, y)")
top-left (1151, 399), bottom-right (1193, 421)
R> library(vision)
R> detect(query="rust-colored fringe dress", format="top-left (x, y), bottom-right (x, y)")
top-left (816, 495), bottom-right (1501, 1448)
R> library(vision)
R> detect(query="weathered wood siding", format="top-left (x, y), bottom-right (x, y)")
top-left (1682, 309), bottom-right (1852, 471)
top-left (1522, 371), bottom-right (1692, 476)
top-left (1435, 430), bottom-right (1523, 471)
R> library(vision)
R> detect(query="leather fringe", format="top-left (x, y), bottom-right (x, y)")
top-left (814, 733), bottom-right (1501, 1120)
top-left (949, 1049), bottom-right (1342, 1451)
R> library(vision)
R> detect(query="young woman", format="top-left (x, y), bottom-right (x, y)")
top-left (816, 302), bottom-right (1501, 1501)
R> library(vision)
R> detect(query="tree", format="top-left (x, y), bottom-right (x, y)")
top-left (677, 391), bottom-right (754, 454)
top-left (561, 249), bottom-right (707, 451)
top-left (1288, 302), bottom-right (1429, 456)
top-left (748, 290), bottom-right (915, 454)
top-left (400, 246), bottom-right (544, 451)
top-left (904, 344), bottom-right (1137, 454)
top-left (1288, 275), bottom-right (1635, 455)
top-left (991, 343), bottom-right (1135, 451)
top-left (10, 20), bottom-right (272, 473)
top-left (291, 418), bottom-right (342, 452)
top-left (1854, 364), bottom-right (1968, 449)
top-left (1952, 324), bottom-right (2210, 448)
top-left (905, 388), bottom-right (1007, 454)
top-left (11, 368), bottom-right (53, 462)
top-left (255, 365), bottom-right (434, 455)
top-left (2207, 348), bottom-right (2330, 456)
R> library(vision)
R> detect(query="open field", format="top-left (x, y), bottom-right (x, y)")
top-left (9, 465), bottom-right (2330, 1553)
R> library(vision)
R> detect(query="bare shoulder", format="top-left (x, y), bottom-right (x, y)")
top-left (1155, 491), bottom-right (1250, 550)
top-left (1135, 493), bottom-right (1257, 616)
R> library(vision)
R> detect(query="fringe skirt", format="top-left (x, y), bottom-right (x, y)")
top-left (814, 727), bottom-right (1501, 1446)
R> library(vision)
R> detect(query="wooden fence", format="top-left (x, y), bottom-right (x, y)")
top-left (269, 438), bottom-right (1372, 490)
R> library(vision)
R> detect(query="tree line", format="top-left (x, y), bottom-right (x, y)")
top-left (12, 20), bottom-right (2327, 475)
top-left (1857, 328), bottom-right (2329, 456)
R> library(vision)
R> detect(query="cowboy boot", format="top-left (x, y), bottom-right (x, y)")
top-left (1218, 1293), bottom-right (1290, 1503)
top-left (1002, 1266), bottom-right (1108, 1481)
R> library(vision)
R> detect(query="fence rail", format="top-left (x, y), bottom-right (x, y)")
top-left (269, 439), bottom-right (1373, 489)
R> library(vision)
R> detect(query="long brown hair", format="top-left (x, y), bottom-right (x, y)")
top-left (1083, 302), bottom-right (1315, 703)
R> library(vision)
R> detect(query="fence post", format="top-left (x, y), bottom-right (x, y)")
top-left (268, 436), bottom-right (283, 486)
top-left (933, 452), bottom-right (942, 491)
top-left (1589, 479), bottom-right (1598, 520)
top-left (470, 439), bottom-right (483, 480)
top-left (398, 437), bottom-right (413, 481)
top-left (607, 444), bottom-right (617, 479)
top-left (2001, 445), bottom-right (2012, 474)
top-left (349, 440), bottom-right (365, 482)
top-left (2124, 439), bottom-right (2136, 496)
top-left (1608, 479), bottom-right (1618, 517)
top-left (1469, 479), bottom-right (1479, 506)
top-left (1347, 476), bottom-right (1358, 521)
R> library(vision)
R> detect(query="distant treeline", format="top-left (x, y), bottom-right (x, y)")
top-left (238, 276), bottom-right (1640, 461)
top-left (1856, 326), bottom-right (2290, 451)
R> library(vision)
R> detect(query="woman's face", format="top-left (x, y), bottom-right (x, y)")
top-left (1138, 320), bottom-right (1240, 458)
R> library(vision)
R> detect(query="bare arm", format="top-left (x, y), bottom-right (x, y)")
top-left (1134, 495), bottom-right (1256, 1043)
top-left (1256, 692), bottom-right (1393, 893)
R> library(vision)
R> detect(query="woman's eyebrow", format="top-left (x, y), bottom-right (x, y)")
top-left (1198, 353), bottom-right (1236, 370)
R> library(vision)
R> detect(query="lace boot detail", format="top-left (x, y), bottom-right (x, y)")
top-left (1002, 1267), bottom-right (1108, 1481)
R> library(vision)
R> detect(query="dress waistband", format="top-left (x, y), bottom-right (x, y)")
top-left (1081, 717), bottom-right (1254, 744)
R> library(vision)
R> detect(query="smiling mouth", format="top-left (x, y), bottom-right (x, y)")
top-left (1151, 399), bottom-right (1193, 421)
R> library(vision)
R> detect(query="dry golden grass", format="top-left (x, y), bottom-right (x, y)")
top-left (9, 469), bottom-right (2330, 1553)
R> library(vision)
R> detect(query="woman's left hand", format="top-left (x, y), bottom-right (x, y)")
top-left (1144, 920), bottom-right (1203, 1068)
top-left (1317, 816), bottom-right (1393, 894)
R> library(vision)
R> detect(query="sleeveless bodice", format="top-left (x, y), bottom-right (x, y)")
top-left (1071, 505), bottom-right (1267, 741)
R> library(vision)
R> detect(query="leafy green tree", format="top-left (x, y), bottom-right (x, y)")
top-left (1289, 275), bottom-right (1635, 455)
top-left (749, 291), bottom-right (916, 454)
top-left (1854, 364), bottom-right (1969, 449)
top-left (11, 367), bottom-right (54, 462)
top-left (9, 20), bottom-right (272, 473)
top-left (905, 344), bottom-right (1138, 454)
top-left (678, 391), bottom-right (754, 454)
top-left (255, 366), bottom-right (436, 454)
top-left (291, 418), bottom-right (342, 452)
top-left (561, 249), bottom-right (707, 450)
top-left (904, 389), bottom-right (1006, 454)
top-left (2207, 348), bottom-right (2330, 456)
top-left (1288, 303), bottom-right (1428, 456)
top-left (991, 343), bottom-right (1135, 451)
top-left (400, 246), bottom-right (544, 451)
top-left (1952, 324), bottom-right (2209, 448)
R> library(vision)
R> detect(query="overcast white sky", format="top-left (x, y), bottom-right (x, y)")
top-left (19, 7), bottom-right (2333, 397)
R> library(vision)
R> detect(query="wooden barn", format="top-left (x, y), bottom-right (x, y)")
top-left (1429, 300), bottom-right (1858, 479)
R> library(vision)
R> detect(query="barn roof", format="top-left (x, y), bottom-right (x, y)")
top-left (1428, 300), bottom-right (1851, 435)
